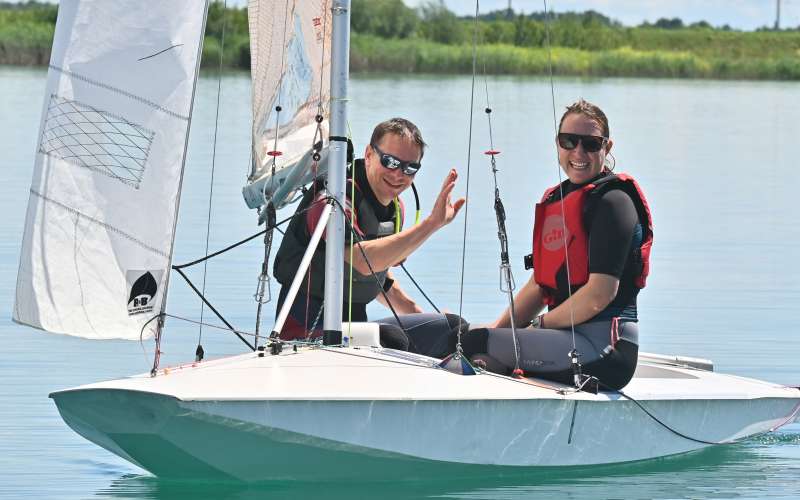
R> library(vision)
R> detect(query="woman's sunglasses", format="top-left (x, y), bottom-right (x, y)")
top-left (370, 143), bottom-right (421, 176)
top-left (557, 133), bottom-right (607, 153)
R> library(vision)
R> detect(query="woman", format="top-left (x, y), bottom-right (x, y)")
top-left (463, 99), bottom-right (653, 390)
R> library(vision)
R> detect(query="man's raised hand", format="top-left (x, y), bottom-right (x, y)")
top-left (427, 169), bottom-right (466, 229)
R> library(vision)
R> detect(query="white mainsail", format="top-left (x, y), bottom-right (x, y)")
top-left (14, 1), bottom-right (208, 340)
top-left (246, 0), bottom-right (332, 210)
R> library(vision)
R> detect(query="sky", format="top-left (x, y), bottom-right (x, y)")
top-left (405, 0), bottom-right (799, 31)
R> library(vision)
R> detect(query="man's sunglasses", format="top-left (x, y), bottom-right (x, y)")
top-left (370, 143), bottom-right (421, 176)
top-left (557, 133), bottom-right (608, 153)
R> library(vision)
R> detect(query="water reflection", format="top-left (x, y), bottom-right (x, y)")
top-left (94, 431), bottom-right (800, 500)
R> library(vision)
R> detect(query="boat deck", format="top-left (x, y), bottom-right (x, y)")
top-left (56, 345), bottom-right (799, 404)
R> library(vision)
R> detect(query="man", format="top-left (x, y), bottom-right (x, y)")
top-left (273, 117), bottom-right (464, 343)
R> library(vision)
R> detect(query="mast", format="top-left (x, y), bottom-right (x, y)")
top-left (323, 0), bottom-right (350, 346)
top-left (155, 0), bottom-right (212, 344)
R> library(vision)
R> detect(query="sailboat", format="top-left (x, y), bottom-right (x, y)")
top-left (14, 0), bottom-right (800, 482)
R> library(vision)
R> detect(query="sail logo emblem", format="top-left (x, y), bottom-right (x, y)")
top-left (542, 215), bottom-right (569, 251)
top-left (126, 270), bottom-right (163, 316)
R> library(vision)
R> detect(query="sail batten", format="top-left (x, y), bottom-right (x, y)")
top-left (14, 1), bottom-right (208, 340)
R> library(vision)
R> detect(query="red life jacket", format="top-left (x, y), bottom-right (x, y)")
top-left (531, 173), bottom-right (653, 304)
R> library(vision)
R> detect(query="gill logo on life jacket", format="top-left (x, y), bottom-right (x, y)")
top-left (541, 214), bottom-right (569, 251)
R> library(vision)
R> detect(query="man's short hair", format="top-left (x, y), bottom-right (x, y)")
top-left (369, 117), bottom-right (427, 160)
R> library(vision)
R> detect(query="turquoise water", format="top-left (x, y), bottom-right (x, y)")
top-left (1, 66), bottom-right (798, 498)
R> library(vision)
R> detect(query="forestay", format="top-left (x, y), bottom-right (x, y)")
top-left (14, 1), bottom-right (208, 340)
top-left (247, 0), bottom-right (331, 209)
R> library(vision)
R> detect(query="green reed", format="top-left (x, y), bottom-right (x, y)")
top-left (350, 35), bottom-right (800, 80)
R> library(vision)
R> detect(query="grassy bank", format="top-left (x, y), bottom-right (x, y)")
top-left (351, 35), bottom-right (800, 80)
top-left (0, 4), bottom-right (54, 65)
top-left (3, 2), bottom-right (800, 81)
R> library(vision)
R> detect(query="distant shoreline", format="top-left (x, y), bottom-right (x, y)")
top-left (2, 2), bottom-right (800, 81)
top-left (5, 35), bottom-right (799, 81)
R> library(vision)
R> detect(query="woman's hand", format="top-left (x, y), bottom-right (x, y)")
top-left (492, 275), bottom-right (546, 329)
top-left (543, 273), bottom-right (619, 328)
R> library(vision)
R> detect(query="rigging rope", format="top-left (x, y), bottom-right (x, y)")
top-left (253, 202), bottom-right (276, 348)
top-left (542, 0), bottom-right (584, 388)
top-left (400, 263), bottom-right (440, 313)
top-left (164, 312), bottom-right (260, 339)
top-left (481, 34), bottom-right (522, 376)
top-left (252, 7), bottom-right (305, 342)
top-left (303, 0), bottom-right (329, 338)
top-left (269, 0), bottom-right (293, 163)
top-left (328, 197), bottom-right (423, 353)
top-left (196, 0), bottom-right (230, 362)
top-left (170, 205), bottom-right (315, 350)
top-left (303, 174), bottom-right (320, 338)
top-left (478, 366), bottom-right (752, 446)
top-left (347, 158), bottom-right (356, 338)
top-left (173, 205), bottom-right (316, 270)
top-left (454, 0), bottom-right (481, 359)
top-left (170, 192), bottom-right (425, 352)
top-left (175, 267), bottom-right (255, 351)
top-left (616, 390), bottom-right (739, 446)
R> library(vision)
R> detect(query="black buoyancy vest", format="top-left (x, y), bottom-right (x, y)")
top-left (273, 160), bottom-right (401, 304)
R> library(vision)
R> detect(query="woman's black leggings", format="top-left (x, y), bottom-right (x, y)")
top-left (462, 319), bottom-right (639, 390)
top-left (375, 312), bottom-right (470, 358)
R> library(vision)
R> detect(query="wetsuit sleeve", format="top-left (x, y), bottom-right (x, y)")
top-left (588, 189), bottom-right (638, 278)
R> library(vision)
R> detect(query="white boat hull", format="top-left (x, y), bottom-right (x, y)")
top-left (51, 347), bottom-right (800, 481)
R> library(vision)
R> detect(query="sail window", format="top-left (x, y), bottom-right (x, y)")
top-left (39, 94), bottom-right (154, 189)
